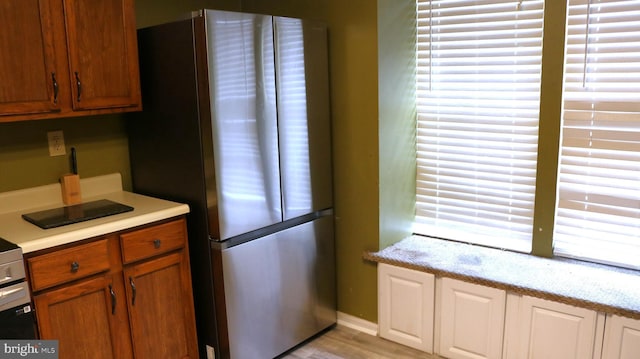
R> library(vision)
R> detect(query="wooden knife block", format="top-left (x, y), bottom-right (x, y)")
top-left (61, 174), bottom-right (82, 205)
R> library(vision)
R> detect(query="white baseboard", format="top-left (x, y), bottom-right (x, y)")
top-left (336, 311), bottom-right (378, 336)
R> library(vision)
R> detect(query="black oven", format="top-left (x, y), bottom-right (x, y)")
top-left (0, 237), bottom-right (37, 339)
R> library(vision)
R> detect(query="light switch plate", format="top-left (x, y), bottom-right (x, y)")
top-left (47, 130), bottom-right (66, 156)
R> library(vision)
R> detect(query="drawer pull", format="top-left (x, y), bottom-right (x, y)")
top-left (129, 277), bottom-right (137, 306)
top-left (109, 284), bottom-right (116, 315)
top-left (70, 261), bottom-right (80, 273)
top-left (153, 239), bottom-right (161, 249)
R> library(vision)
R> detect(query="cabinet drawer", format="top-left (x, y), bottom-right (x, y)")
top-left (120, 220), bottom-right (186, 264)
top-left (28, 239), bottom-right (110, 292)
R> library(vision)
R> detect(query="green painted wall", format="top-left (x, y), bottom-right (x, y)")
top-left (135, 0), bottom-right (240, 28)
top-left (378, 0), bottom-right (415, 251)
top-left (532, 0), bottom-right (567, 257)
top-left (325, 0), bottom-right (380, 321)
top-left (241, 0), bottom-right (328, 20)
top-left (0, 115), bottom-right (131, 192)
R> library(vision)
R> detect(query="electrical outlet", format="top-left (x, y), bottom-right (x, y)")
top-left (206, 345), bottom-right (215, 359)
top-left (48, 130), bottom-right (66, 156)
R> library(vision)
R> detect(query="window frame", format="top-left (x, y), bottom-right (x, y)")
top-left (413, 0), bottom-right (568, 257)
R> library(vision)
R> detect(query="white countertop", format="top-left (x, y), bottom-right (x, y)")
top-left (0, 173), bottom-right (189, 253)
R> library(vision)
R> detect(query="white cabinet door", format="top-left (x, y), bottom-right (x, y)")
top-left (378, 263), bottom-right (435, 353)
top-left (602, 315), bottom-right (640, 359)
top-left (439, 277), bottom-right (506, 359)
top-left (516, 296), bottom-right (598, 359)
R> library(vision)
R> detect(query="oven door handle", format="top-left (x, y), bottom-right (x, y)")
top-left (0, 261), bottom-right (26, 286)
top-left (0, 287), bottom-right (24, 297)
top-left (0, 282), bottom-right (29, 310)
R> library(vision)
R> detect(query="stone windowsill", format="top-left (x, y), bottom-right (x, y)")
top-left (364, 235), bottom-right (640, 320)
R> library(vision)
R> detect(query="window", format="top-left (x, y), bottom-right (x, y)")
top-left (415, 0), bottom-right (640, 270)
top-left (554, 0), bottom-right (640, 269)
top-left (415, 0), bottom-right (545, 252)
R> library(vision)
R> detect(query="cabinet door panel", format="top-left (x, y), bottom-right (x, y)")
top-left (378, 263), bottom-right (434, 352)
top-left (0, 0), bottom-right (60, 117)
top-left (124, 251), bottom-right (198, 359)
top-left (518, 296), bottom-right (597, 359)
top-left (439, 278), bottom-right (506, 359)
top-left (34, 274), bottom-right (133, 359)
top-left (63, 0), bottom-right (140, 110)
top-left (603, 315), bottom-right (640, 359)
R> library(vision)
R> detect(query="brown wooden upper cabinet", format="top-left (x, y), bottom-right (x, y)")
top-left (0, 0), bottom-right (141, 122)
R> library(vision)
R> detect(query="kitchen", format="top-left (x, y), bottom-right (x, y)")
top-left (2, 0), bottom-right (640, 359)
top-left (0, 0), bottom-right (389, 358)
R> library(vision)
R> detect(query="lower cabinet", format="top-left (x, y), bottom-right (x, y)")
top-left (505, 295), bottom-right (601, 359)
top-left (438, 278), bottom-right (506, 359)
top-left (34, 273), bottom-right (133, 359)
top-left (124, 252), bottom-right (198, 358)
top-left (27, 218), bottom-right (198, 359)
top-left (378, 263), bottom-right (435, 352)
top-left (377, 264), bottom-right (640, 359)
top-left (602, 315), bottom-right (640, 359)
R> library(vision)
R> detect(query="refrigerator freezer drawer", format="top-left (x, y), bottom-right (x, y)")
top-left (220, 215), bottom-right (336, 358)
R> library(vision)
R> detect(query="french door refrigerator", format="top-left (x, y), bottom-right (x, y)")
top-left (127, 10), bottom-right (336, 359)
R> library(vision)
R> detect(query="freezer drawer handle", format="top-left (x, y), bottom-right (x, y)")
top-left (109, 284), bottom-right (116, 315)
top-left (129, 277), bottom-right (137, 306)
top-left (153, 239), bottom-right (161, 249)
top-left (70, 261), bottom-right (80, 273)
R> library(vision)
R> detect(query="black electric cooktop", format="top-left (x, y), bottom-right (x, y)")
top-left (22, 199), bottom-right (134, 229)
top-left (0, 236), bottom-right (19, 252)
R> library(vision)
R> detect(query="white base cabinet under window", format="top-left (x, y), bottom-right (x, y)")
top-left (505, 295), bottom-right (601, 359)
top-left (376, 264), bottom-right (639, 359)
top-left (602, 315), bottom-right (640, 359)
top-left (438, 277), bottom-right (506, 359)
top-left (378, 263), bottom-right (435, 353)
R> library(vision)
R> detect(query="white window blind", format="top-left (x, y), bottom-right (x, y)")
top-left (414, 0), bottom-right (544, 252)
top-left (554, 0), bottom-right (640, 269)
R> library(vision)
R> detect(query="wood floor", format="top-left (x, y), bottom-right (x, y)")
top-left (280, 325), bottom-right (440, 359)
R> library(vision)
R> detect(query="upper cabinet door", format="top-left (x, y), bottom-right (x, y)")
top-left (0, 0), bottom-right (60, 117)
top-left (63, 0), bottom-right (140, 110)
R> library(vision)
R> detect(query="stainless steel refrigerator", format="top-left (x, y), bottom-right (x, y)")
top-left (127, 10), bottom-right (336, 359)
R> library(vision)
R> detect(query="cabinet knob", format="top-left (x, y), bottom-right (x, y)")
top-left (70, 261), bottom-right (80, 273)
top-left (153, 239), bottom-right (161, 249)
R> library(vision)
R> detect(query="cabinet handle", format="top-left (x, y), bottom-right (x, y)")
top-left (129, 277), bottom-right (137, 306)
top-left (51, 72), bottom-right (58, 104)
top-left (70, 261), bottom-right (80, 273)
top-left (153, 239), bottom-right (161, 249)
top-left (74, 72), bottom-right (82, 102)
top-left (109, 284), bottom-right (116, 315)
